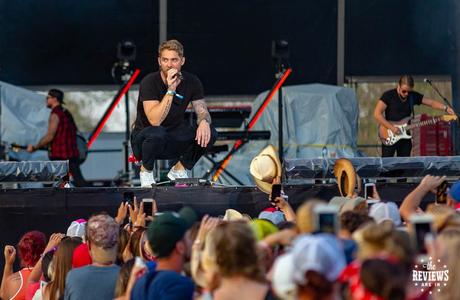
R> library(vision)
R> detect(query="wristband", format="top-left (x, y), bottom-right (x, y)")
top-left (166, 90), bottom-right (176, 96)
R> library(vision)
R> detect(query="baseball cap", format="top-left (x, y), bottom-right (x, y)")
top-left (250, 219), bottom-right (278, 241)
top-left (66, 219), bottom-right (87, 239)
top-left (258, 208), bottom-right (286, 225)
top-left (449, 180), bottom-right (460, 202)
top-left (271, 252), bottom-right (297, 300)
top-left (86, 214), bottom-right (119, 249)
top-left (291, 234), bottom-right (346, 283)
top-left (272, 233), bottom-right (346, 298)
top-left (341, 197), bottom-right (367, 213)
top-left (368, 202), bottom-right (401, 226)
top-left (147, 206), bottom-right (197, 258)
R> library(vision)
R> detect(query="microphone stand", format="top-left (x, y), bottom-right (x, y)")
top-left (426, 79), bottom-right (460, 154)
top-left (426, 80), bottom-right (459, 117)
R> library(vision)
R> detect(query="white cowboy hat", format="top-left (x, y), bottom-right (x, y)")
top-left (249, 145), bottom-right (282, 194)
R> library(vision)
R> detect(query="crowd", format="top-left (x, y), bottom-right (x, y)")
top-left (1, 153), bottom-right (460, 300)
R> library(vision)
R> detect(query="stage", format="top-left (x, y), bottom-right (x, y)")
top-left (0, 183), bottom-right (432, 245)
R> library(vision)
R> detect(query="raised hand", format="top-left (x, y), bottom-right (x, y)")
top-left (4, 245), bottom-right (16, 265)
top-left (115, 202), bottom-right (129, 224)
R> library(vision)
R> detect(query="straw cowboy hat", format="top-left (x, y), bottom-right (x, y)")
top-left (333, 158), bottom-right (357, 198)
top-left (249, 145), bottom-right (282, 194)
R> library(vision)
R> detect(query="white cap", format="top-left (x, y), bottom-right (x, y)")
top-left (272, 234), bottom-right (346, 299)
top-left (369, 202), bottom-right (401, 226)
top-left (66, 219), bottom-right (87, 239)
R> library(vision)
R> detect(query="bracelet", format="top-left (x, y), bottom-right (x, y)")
top-left (166, 90), bottom-right (176, 96)
top-left (444, 105), bottom-right (448, 112)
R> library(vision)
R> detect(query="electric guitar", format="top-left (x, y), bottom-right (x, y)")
top-left (378, 115), bottom-right (457, 146)
top-left (10, 133), bottom-right (88, 164)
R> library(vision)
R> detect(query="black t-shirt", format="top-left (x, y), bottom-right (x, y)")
top-left (380, 88), bottom-right (423, 121)
top-left (134, 70), bottom-right (204, 130)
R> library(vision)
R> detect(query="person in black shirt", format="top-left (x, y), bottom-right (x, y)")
top-left (131, 39), bottom-right (217, 187)
top-left (374, 75), bottom-right (455, 157)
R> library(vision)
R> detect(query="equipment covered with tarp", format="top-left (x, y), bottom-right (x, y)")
top-left (195, 84), bottom-right (360, 185)
top-left (0, 81), bottom-right (49, 162)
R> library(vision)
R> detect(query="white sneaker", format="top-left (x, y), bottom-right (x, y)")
top-left (167, 167), bottom-right (188, 181)
top-left (140, 170), bottom-right (156, 187)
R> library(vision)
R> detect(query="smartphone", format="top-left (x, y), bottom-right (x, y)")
top-left (123, 192), bottom-right (135, 205)
top-left (314, 205), bottom-right (339, 234)
top-left (410, 214), bottom-right (435, 254)
top-left (364, 183), bottom-right (375, 199)
top-left (142, 198), bottom-right (153, 216)
top-left (271, 184), bottom-right (282, 200)
top-left (436, 181), bottom-right (448, 205)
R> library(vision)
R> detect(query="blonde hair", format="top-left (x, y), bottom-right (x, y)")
top-left (296, 199), bottom-right (326, 233)
top-left (204, 221), bottom-right (265, 282)
top-left (158, 39), bottom-right (184, 57)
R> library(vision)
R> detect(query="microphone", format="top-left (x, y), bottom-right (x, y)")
top-left (424, 78), bottom-right (432, 84)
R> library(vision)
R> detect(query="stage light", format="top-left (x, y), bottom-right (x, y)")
top-left (271, 40), bottom-right (290, 61)
top-left (117, 40), bottom-right (137, 63)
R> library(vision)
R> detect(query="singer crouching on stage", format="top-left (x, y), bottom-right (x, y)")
top-left (131, 39), bottom-right (217, 187)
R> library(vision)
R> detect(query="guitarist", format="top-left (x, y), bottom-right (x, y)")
top-left (26, 89), bottom-right (87, 187)
top-left (374, 75), bottom-right (455, 157)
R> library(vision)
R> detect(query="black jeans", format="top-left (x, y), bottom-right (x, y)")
top-left (131, 122), bottom-right (218, 171)
top-left (51, 157), bottom-right (87, 187)
top-left (381, 139), bottom-right (412, 157)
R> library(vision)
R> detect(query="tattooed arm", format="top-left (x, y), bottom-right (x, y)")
top-left (192, 99), bottom-right (212, 147)
top-left (143, 94), bottom-right (174, 126)
top-left (192, 99), bottom-right (211, 125)
top-left (143, 69), bottom-right (181, 126)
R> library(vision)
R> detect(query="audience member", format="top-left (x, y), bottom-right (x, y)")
top-left (130, 208), bottom-right (197, 299)
top-left (272, 233), bottom-right (346, 300)
top-left (64, 214), bottom-right (120, 300)
top-left (40, 237), bottom-right (81, 300)
top-left (202, 221), bottom-right (275, 300)
top-left (1, 231), bottom-right (47, 300)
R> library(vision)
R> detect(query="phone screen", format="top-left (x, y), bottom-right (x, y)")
top-left (271, 184), bottom-right (281, 200)
top-left (123, 192), bottom-right (135, 205)
top-left (414, 222), bottom-right (432, 254)
top-left (142, 199), bottom-right (153, 216)
top-left (318, 212), bottom-right (337, 234)
top-left (365, 184), bottom-right (374, 199)
top-left (436, 181), bottom-right (448, 205)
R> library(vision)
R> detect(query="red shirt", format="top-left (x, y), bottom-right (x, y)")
top-left (49, 105), bottom-right (79, 159)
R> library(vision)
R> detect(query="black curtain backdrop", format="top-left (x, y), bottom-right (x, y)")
top-left (0, 0), bottom-right (455, 94)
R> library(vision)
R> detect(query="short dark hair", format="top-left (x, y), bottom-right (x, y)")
top-left (398, 75), bottom-right (414, 88)
top-left (48, 89), bottom-right (64, 103)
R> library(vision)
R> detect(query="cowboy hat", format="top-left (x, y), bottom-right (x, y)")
top-left (249, 145), bottom-right (282, 194)
top-left (333, 158), bottom-right (357, 198)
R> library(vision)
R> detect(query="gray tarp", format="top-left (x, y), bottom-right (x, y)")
top-left (0, 161), bottom-right (68, 182)
top-left (285, 156), bottom-right (460, 182)
top-left (194, 84), bottom-right (360, 185)
top-left (0, 81), bottom-right (49, 162)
